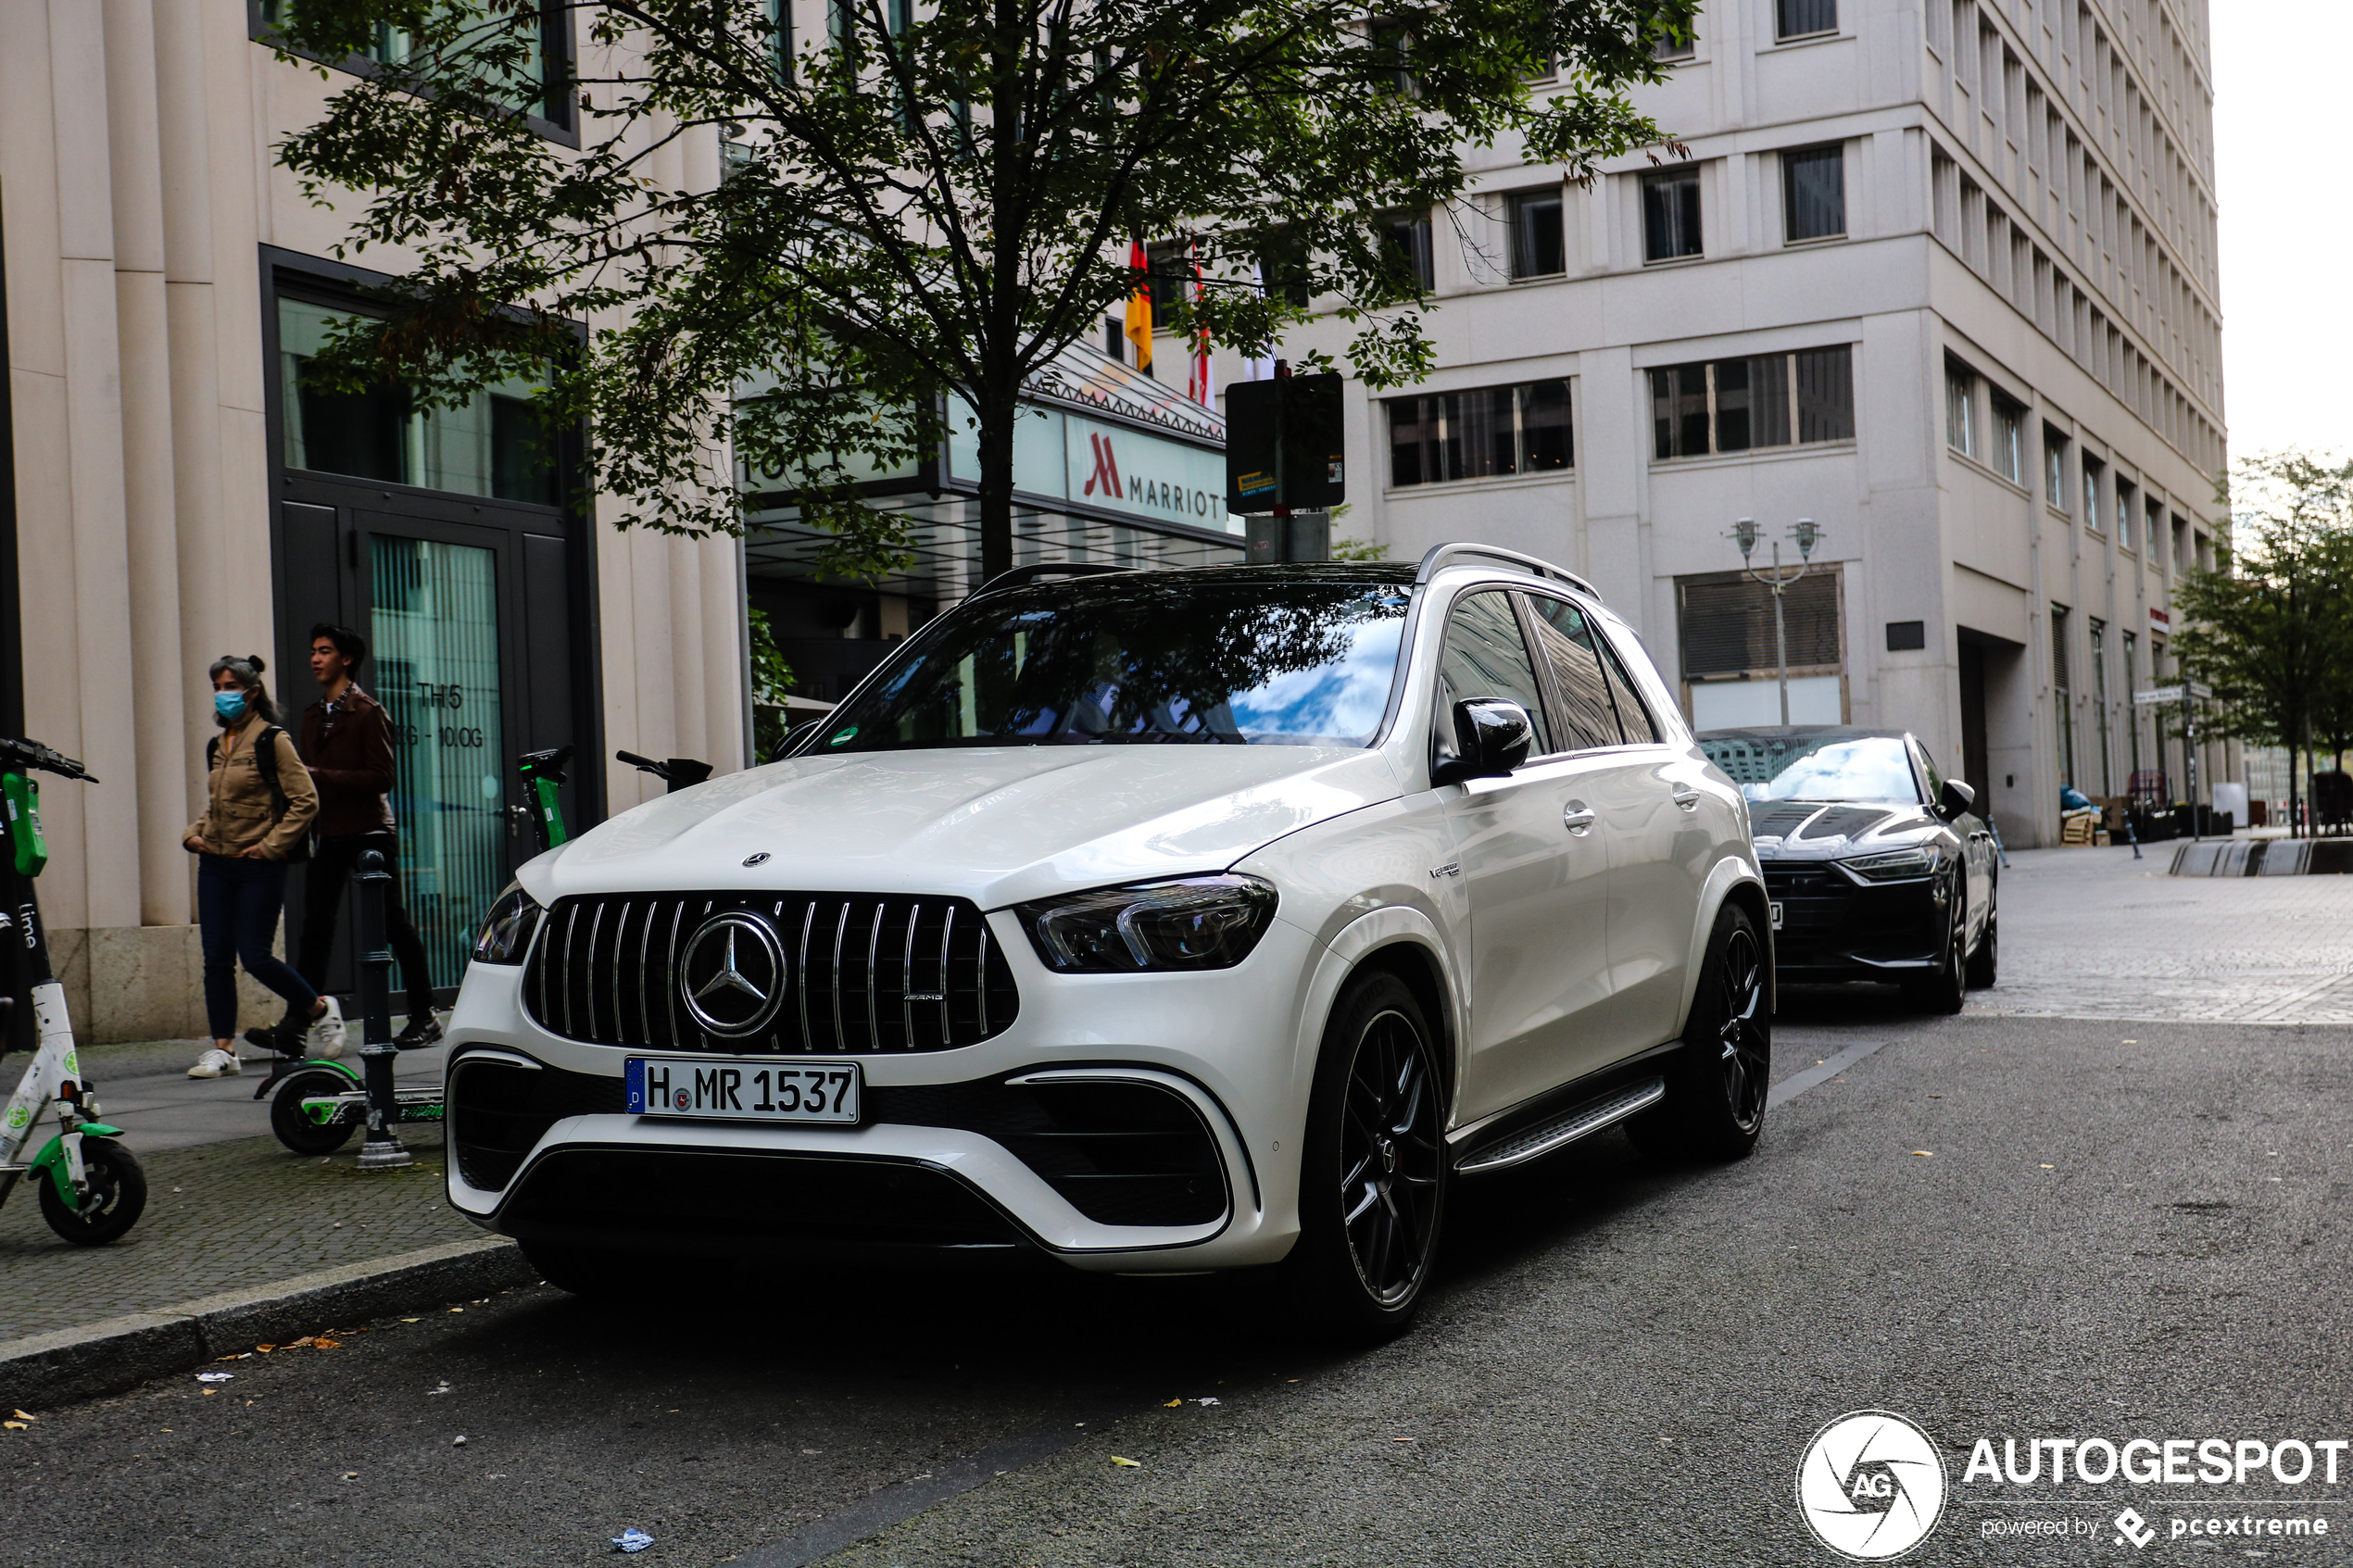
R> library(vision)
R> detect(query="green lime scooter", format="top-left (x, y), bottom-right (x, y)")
top-left (258, 746), bottom-right (581, 1154)
top-left (0, 737), bottom-right (147, 1244)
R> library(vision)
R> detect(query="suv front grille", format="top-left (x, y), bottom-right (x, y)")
top-left (521, 892), bottom-right (1020, 1054)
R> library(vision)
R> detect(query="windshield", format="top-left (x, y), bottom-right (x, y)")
top-left (812, 575), bottom-right (1412, 751)
top-left (1698, 734), bottom-right (1923, 804)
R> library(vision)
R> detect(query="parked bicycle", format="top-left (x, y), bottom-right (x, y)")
top-left (0, 737), bottom-right (146, 1244)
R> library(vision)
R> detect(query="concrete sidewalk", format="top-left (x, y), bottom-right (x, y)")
top-left (2, 1039), bottom-right (477, 1345)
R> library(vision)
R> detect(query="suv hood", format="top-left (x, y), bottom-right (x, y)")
top-left (524, 746), bottom-right (1403, 909)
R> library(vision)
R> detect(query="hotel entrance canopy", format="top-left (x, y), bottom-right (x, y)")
top-left (741, 339), bottom-right (1243, 598)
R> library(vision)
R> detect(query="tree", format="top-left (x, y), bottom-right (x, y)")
top-left (2172, 451), bottom-right (2353, 835)
top-left (269, 0), bottom-right (1695, 580)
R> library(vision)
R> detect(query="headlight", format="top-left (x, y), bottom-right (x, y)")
top-left (1017, 875), bottom-right (1278, 972)
top-left (473, 882), bottom-right (544, 964)
top-left (1836, 846), bottom-right (1944, 883)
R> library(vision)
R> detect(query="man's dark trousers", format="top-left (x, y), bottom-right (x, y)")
top-left (297, 831), bottom-right (436, 1022)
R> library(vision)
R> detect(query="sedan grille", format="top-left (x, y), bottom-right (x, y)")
top-left (521, 892), bottom-right (1019, 1054)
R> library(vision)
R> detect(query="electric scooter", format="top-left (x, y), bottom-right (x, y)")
top-left (0, 737), bottom-right (147, 1244)
top-left (260, 746), bottom-right (704, 1153)
top-left (252, 749), bottom-right (581, 1154)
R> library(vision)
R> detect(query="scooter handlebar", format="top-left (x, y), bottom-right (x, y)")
top-left (0, 737), bottom-right (97, 784)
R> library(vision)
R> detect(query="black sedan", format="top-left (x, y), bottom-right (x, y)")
top-left (1695, 726), bottom-right (1997, 1012)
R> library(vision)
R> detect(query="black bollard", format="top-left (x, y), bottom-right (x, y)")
top-left (353, 849), bottom-right (414, 1171)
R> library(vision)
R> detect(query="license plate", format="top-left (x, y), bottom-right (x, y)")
top-left (625, 1058), bottom-right (862, 1124)
top-left (1769, 901), bottom-right (1785, 931)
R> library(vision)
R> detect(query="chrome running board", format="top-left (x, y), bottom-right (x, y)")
top-left (1453, 1075), bottom-right (1666, 1175)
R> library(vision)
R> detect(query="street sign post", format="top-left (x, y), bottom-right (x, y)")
top-left (2132, 685), bottom-right (2210, 838)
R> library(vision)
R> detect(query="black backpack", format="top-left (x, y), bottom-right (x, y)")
top-left (205, 725), bottom-right (313, 863)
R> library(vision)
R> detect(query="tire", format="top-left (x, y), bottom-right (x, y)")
top-left (271, 1068), bottom-right (359, 1156)
top-left (1965, 906), bottom-right (1998, 989)
top-left (37, 1136), bottom-right (147, 1246)
top-left (1905, 881), bottom-right (1968, 1015)
top-left (1277, 971), bottom-right (1448, 1344)
top-left (1626, 902), bottom-right (1770, 1163)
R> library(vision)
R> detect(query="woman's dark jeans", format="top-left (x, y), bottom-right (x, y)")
top-left (197, 854), bottom-right (319, 1040)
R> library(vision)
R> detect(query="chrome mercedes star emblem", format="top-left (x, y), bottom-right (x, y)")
top-left (679, 911), bottom-right (786, 1037)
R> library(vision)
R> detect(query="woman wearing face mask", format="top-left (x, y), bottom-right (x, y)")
top-left (182, 655), bottom-right (327, 1078)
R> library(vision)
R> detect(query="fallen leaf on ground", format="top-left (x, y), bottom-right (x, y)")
top-left (2041, 1163), bottom-right (2055, 1169)
top-left (342, 1472), bottom-right (359, 1480)
top-left (313, 1339), bottom-right (342, 1349)
top-left (256, 1345), bottom-right (276, 1354)
top-left (1191, 1398), bottom-right (1220, 1406)
top-left (1109, 1456), bottom-right (1142, 1468)
top-left (400, 1318), bottom-right (421, 1323)
top-left (1162, 1399), bottom-right (1182, 1408)
top-left (286, 1336), bottom-right (316, 1348)
top-left (3, 1423), bottom-right (25, 1432)
top-left (1391, 1437), bottom-right (1414, 1443)
top-left (11, 1411), bottom-right (33, 1422)
top-left (1910, 1150), bottom-right (1933, 1158)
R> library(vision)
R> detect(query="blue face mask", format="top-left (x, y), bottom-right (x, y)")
top-left (214, 691), bottom-right (249, 722)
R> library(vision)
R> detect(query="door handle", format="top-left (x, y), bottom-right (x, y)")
top-left (1563, 803), bottom-right (1595, 835)
top-left (1672, 789), bottom-right (1702, 811)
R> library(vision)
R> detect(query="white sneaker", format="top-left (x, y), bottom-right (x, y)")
top-left (186, 1047), bottom-right (242, 1078)
top-left (308, 997), bottom-right (347, 1060)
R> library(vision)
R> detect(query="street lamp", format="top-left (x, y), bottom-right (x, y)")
top-left (1729, 518), bottom-right (1825, 726)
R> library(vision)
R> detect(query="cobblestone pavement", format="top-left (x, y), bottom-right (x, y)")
top-left (1964, 840), bottom-right (2353, 1024)
top-left (0, 1124), bottom-right (475, 1339)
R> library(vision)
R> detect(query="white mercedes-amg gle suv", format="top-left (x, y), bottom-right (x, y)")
top-left (448, 545), bottom-right (1769, 1338)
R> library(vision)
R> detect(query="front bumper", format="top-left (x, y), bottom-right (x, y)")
top-left (1763, 860), bottom-right (1945, 981)
top-left (441, 912), bottom-right (1322, 1272)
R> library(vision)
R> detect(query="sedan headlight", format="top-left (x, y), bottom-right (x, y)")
top-left (1017, 875), bottom-right (1278, 972)
top-left (1836, 846), bottom-right (1945, 883)
top-left (473, 882), bottom-right (544, 965)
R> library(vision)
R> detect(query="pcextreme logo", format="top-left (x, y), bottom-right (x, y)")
top-left (1798, 1410), bottom-right (1950, 1561)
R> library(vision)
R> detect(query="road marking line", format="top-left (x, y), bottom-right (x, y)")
top-left (1767, 1038), bottom-right (1889, 1110)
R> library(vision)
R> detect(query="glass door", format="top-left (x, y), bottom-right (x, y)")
top-left (369, 534), bottom-right (511, 993)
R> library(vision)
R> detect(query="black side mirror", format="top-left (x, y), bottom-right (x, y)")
top-left (1431, 698), bottom-right (1534, 787)
top-left (1939, 779), bottom-right (1978, 820)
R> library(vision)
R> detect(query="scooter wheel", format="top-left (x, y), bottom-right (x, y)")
top-left (37, 1135), bottom-right (147, 1245)
top-left (271, 1067), bottom-right (359, 1156)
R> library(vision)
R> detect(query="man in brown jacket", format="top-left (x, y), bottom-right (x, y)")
top-left (294, 623), bottom-right (441, 1047)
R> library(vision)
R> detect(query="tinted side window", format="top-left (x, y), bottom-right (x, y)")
top-left (1523, 596), bottom-right (1624, 751)
top-left (1914, 742), bottom-right (1944, 803)
top-left (1591, 627), bottom-right (1663, 744)
top-left (1438, 591), bottom-right (1554, 755)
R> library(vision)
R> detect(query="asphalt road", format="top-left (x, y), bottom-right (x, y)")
top-left (9, 1001), bottom-right (2350, 1567)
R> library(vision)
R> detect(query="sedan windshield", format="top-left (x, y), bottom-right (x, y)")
top-left (1699, 733), bottom-right (1922, 804)
top-left (811, 573), bottom-right (1412, 751)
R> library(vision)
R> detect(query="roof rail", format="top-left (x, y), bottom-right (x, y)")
top-left (968, 561), bottom-right (1141, 598)
top-left (1414, 543), bottom-right (1600, 599)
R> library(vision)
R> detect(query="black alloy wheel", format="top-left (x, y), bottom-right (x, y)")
top-left (36, 1135), bottom-right (148, 1245)
top-left (1966, 906), bottom-right (1999, 989)
top-left (1281, 971), bottom-right (1447, 1342)
top-left (1627, 902), bottom-right (1770, 1162)
top-left (1906, 878), bottom-right (1968, 1014)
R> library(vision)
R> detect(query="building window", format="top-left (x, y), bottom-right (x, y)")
top-left (1380, 210), bottom-right (1435, 290)
top-left (1992, 393), bottom-right (2024, 483)
top-left (1642, 167), bottom-right (1703, 261)
top-left (2122, 629), bottom-right (2143, 780)
top-left (2088, 617), bottom-right (2112, 795)
top-left (1944, 363), bottom-right (1976, 456)
top-left (2145, 498), bottom-right (2164, 564)
top-left (258, 0), bottom-right (571, 128)
top-left (1508, 189), bottom-right (1566, 279)
top-left (2044, 427), bottom-right (2067, 507)
top-left (1652, 24), bottom-right (1695, 61)
top-left (1649, 346), bottom-right (1853, 460)
top-left (1144, 239), bottom-right (1190, 319)
top-left (277, 295), bottom-right (560, 506)
top-left (1677, 569), bottom-right (1845, 728)
top-left (1777, 0), bottom-right (1839, 41)
top-left (2116, 480), bottom-right (2136, 549)
top-left (2082, 454), bottom-right (2105, 530)
top-left (1388, 380), bottom-right (1573, 487)
top-left (1369, 19), bottom-right (1419, 98)
top-left (2051, 604), bottom-right (2073, 788)
top-left (1782, 145), bottom-right (1845, 241)
top-left (1258, 231), bottom-right (1312, 307)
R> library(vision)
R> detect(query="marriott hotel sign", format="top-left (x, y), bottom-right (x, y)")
top-left (948, 403), bottom-right (1240, 537)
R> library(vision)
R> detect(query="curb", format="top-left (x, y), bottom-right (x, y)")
top-left (0, 1236), bottom-right (535, 1411)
